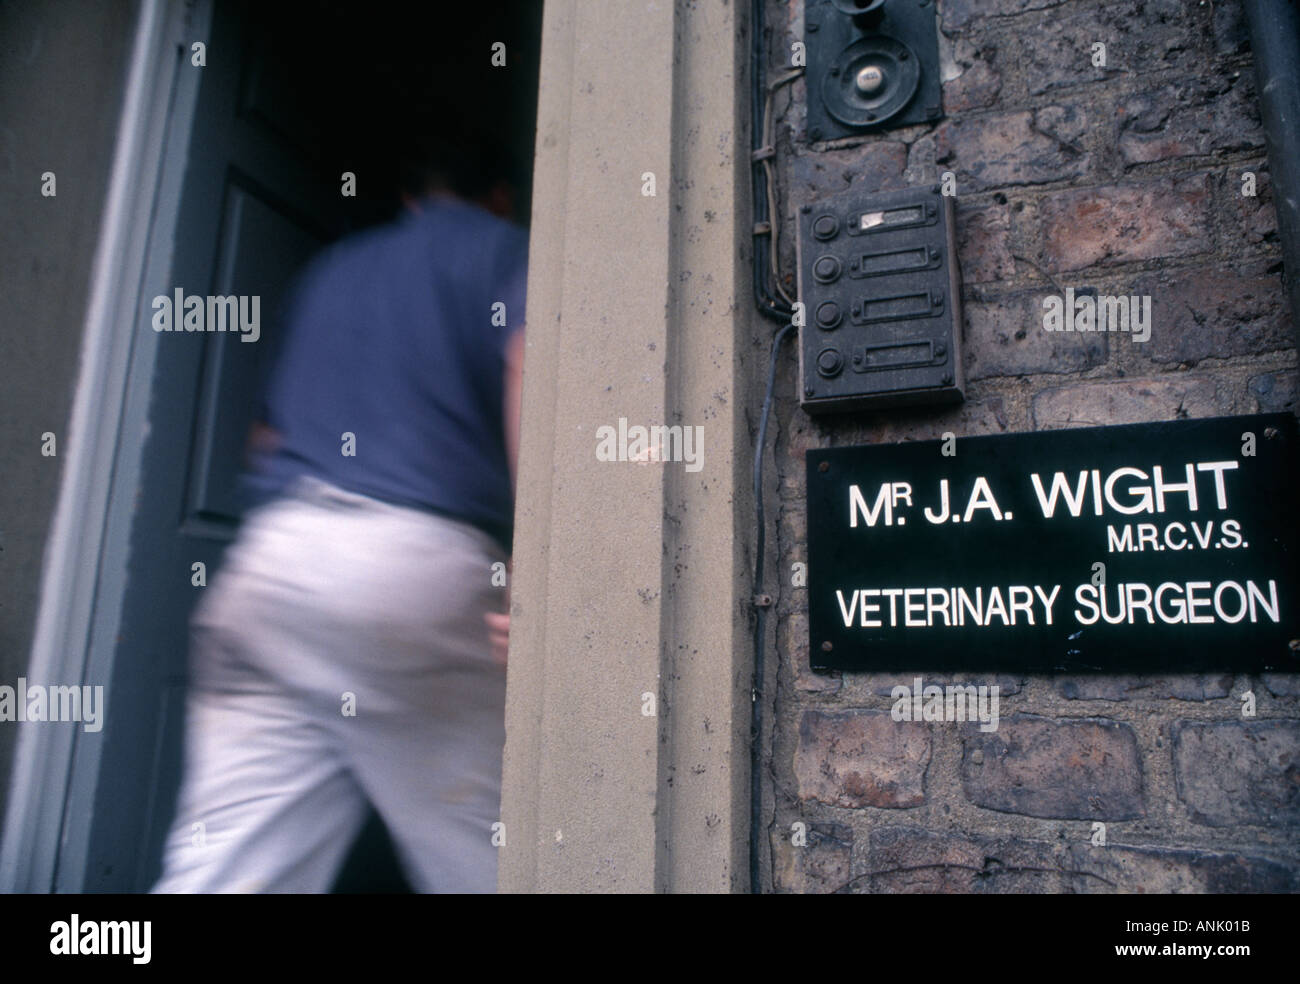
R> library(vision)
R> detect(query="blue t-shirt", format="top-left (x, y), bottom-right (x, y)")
top-left (245, 196), bottom-right (528, 552)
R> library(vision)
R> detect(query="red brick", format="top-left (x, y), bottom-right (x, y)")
top-left (770, 821), bottom-right (853, 893)
top-left (931, 107), bottom-right (1090, 193)
top-left (1117, 76), bottom-right (1263, 167)
top-left (1065, 843), bottom-right (1299, 892)
top-left (790, 141), bottom-right (908, 201)
top-left (795, 710), bottom-right (931, 809)
top-left (955, 203), bottom-right (1014, 285)
top-left (941, 0), bottom-right (1065, 33)
top-left (964, 290), bottom-right (1106, 380)
top-left (1138, 262), bottom-right (1290, 364)
top-left (1031, 377), bottom-right (1219, 430)
top-left (961, 715), bottom-right (1144, 819)
top-left (862, 826), bottom-right (1299, 893)
top-left (1172, 720), bottom-right (1300, 827)
top-left (1228, 168), bottom-right (1279, 248)
top-left (865, 827), bottom-right (1066, 893)
top-left (1249, 372), bottom-right (1297, 414)
top-left (942, 39), bottom-right (1003, 113)
top-left (1055, 675), bottom-right (1233, 701)
top-left (1261, 674), bottom-right (1300, 698)
top-left (1017, 0), bottom-right (1204, 96)
top-left (848, 396), bottom-right (1012, 445)
top-left (1038, 175), bottom-right (1212, 272)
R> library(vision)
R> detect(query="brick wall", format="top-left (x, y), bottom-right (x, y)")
top-left (763, 0), bottom-right (1298, 893)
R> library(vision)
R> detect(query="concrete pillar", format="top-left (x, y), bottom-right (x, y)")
top-left (499, 0), bottom-right (754, 892)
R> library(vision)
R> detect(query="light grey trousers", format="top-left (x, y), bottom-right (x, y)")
top-left (152, 477), bottom-right (508, 893)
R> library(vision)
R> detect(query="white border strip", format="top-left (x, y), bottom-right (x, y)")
top-left (0, 0), bottom-right (173, 892)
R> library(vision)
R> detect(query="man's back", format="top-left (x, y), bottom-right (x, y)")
top-left (249, 196), bottom-right (528, 551)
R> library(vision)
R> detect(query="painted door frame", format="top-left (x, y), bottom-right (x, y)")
top-left (0, 0), bottom-right (212, 893)
top-left (497, 0), bottom-right (754, 892)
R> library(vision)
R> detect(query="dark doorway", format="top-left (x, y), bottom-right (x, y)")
top-left (246, 0), bottom-right (542, 231)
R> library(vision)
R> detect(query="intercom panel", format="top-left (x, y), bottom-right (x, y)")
top-left (797, 184), bottom-right (964, 413)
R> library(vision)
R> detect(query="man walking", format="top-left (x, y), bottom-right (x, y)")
top-left (152, 138), bottom-right (527, 893)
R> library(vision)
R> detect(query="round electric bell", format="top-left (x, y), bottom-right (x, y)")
top-left (821, 35), bottom-right (920, 129)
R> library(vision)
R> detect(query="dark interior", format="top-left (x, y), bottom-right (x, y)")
top-left (250, 1), bottom-right (543, 228)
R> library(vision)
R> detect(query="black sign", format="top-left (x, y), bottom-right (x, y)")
top-left (807, 413), bottom-right (1300, 673)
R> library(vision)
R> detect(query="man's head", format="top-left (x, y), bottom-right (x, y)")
top-left (397, 124), bottom-right (520, 219)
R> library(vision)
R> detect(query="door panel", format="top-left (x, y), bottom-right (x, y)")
top-left (77, 0), bottom-right (352, 892)
top-left (184, 177), bottom-right (323, 530)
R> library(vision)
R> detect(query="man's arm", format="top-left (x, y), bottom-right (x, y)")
top-left (503, 326), bottom-right (525, 491)
top-left (487, 325), bottom-right (525, 668)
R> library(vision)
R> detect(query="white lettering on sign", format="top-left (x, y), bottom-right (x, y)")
top-left (822, 433), bottom-right (1289, 644)
top-left (835, 584), bottom-right (1062, 628)
top-left (852, 477), bottom-right (1008, 526)
top-left (1074, 579), bottom-right (1279, 626)
top-left (849, 482), bottom-right (912, 527)
top-left (846, 461), bottom-right (1243, 530)
top-left (1028, 461), bottom-right (1239, 519)
top-left (832, 579), bottom-right (1280, 631)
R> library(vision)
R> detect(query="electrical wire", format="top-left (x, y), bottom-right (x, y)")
top-left (762, 69), bottom-right (803, 308)
top-left (749, 320), bottom-right (795, 894)
top-left (750, 0), bottom-right (800, 322)
top-left (747, 0), bottom-right (803, 896)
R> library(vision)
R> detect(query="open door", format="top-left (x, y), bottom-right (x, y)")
top-left (49, 0), bottom-right (541, 892)
top-left (69, 0), bottom-right (358, 892)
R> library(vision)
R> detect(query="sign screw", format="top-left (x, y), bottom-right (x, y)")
top-left (1265, 427), bottom-right (1280, 440)
top-left (1289, 638), bottom-right (1300, 653)
top-left (818, 461), bottom-right (829, 473)
top-left (821, 640), bottom-right (833, 652)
